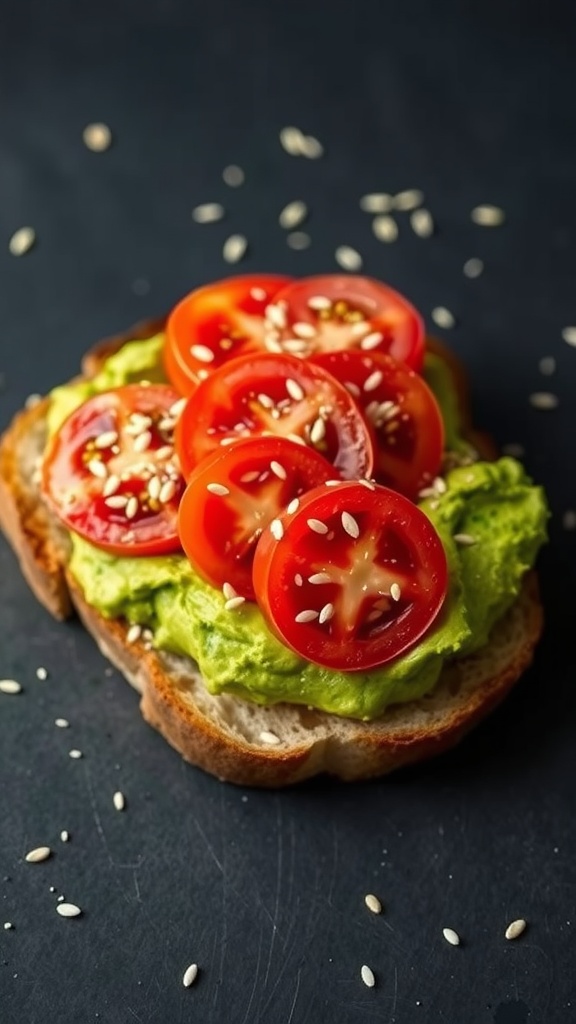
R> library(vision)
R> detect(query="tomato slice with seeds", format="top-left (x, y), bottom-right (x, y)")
top-left (165, 274), bottom-right (293, 395)
top-left (42, 384), bottom-right (186, 556)
top-left (175, 352), bottom-right (375, 481)
top-left (311, 349), bottom-right (444, 499)
top-left (178, 436), bottom-right (337, 599)
top-left (266, 275), bottom-right (425, 371)
top-left (252, 481), bottom-right (448, 671)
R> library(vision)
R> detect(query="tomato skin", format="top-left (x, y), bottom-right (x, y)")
top-left (311, 349), bottom-right (444, 499)
top-left (164, 274), bottom-right (293, 395)
top-left (268, 275), bottom-right (425, 371)
top-left (252, 481), bottom-right (448, 671)
top-left (175, 351), bottom-right (375, 481)
top-left (42, 385), bottom-right (185, 557)
top-left (178, 436), bottom-right (337, 599)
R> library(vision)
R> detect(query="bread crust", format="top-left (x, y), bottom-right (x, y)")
top-left (0, 320), bottom-right (545, 785)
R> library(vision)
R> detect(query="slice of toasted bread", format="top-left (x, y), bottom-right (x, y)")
top-left (0, 323), bottom-right (544, 786)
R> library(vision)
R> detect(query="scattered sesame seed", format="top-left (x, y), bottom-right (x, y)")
top-left (359, 193), bottom-right (393, 214)
top-left (25, 846), bottom-right (51, 863)
top-left (113, 791), bottom-right (126, 812)
top-left (561, 326), bottom-right (576, 347)
top-left (307, 518), bottom-right (329, 535)
top-left (9, 226), bottom-right (36, 256)
top-left (3, 922), bottom-right (13, 930)
top-left (341, 511), bottom-right (360, 538)
top-left (300, 134), bottom-right (323, 159)
top-left (25, 392), bottom-right (42, 409)
top-left (390, 583), bottom-right (401, 602)
top-left (361, 965), bottom-right (376, 988)
top-left (192, 202), bottom-right (225, 224)
top-left (259, 730), bottom-right (281, 745)
top-left (529, 391), bottom-right (559, 410)
top-left (562, 510), bottom-right (576, 531)
top-left (60, 831), bottom-right (70, 843)
top-left (453, 533), bottom-right (477, 546)
top-left (82, 122), bottom-right (112, 152)
top-left (270, 519), bottom-right (284, 540)
top-left (394, 188), bottom-right (424, 211)
top-left (463, 257), bottom-right (484, 278)
top-left (223, 234), bottom-right (248, 264)
top-left (335, 246), bottom-right (363, 272)
top-left (279, 200), bottom-right (308, 230)
top-left (224, 595), bottom-right (246, 611)
top-left (0, 679), bottom-right (22, 695)
top-left (207, 482), bottom-right (230, 496)
top-left (431, 306), bottom-right (456, 329)
top-left (539, 356), bottom-right (556, 375)
top-left (222, 164), bottom-right (244, 187)
top-left (442, 927), bottom-right (460, 946)
top-left (471, 204), bottom-right (505, 226)
top-left (319, 602), bottom-right (334, 624)
top-left (410, 208), bottom-right (434, 238)
top-left (182, 963), bottom-right (199, 988)
top-left (287, 498), bottom-right (300, 514)
top-left (56, 903), bottom-right (82, 918)
top-left (55, 718), bottom-right (69, 728)
top-left (286, 231), bottom-right (311, 250)
top-left (295, 609), bottom-right (319, 623)
top-left (372, 214), bottom-right (398, 243)
top-left (360, 331), bottom-right (384, 351)
top-left (69, 749), bottom-right (83, 760)
top-left (279, 125), bottom-right (306, 155)
top-left (364, 893), bottom-right (383, 914)
top-left (505, 918), bottom-right (527, 940)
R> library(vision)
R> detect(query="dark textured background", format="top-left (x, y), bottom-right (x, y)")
top-left (1, 2), bottom-right (575, 1022)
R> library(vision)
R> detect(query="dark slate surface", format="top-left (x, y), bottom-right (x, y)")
top-left (1, 2), bottom-right (575, 1022)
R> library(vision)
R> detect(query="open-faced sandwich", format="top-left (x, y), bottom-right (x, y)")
top-left (0, 274), bottom-right (548, 786)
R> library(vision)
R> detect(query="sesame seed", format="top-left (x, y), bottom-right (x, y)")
top-left (300, 134), bottom-right (323, 159)
top-left (55, 718), bottom-right (69, 728)
top-left (105, 495), bottom-right (128, 509)
top-left (431, 307), bottom-right (456, 329)
top-left (0, 679), bottom-right (22, 695)
top-left (442, 927), bottom-right (460, 946)
top-left (113, 791), bottom-right (125, 812)
top-left (372, 214), bottom-right (398, 243)
top-left (453, 533), bottom-right (477, 546)
top-left (463, 257), bottom-right (484, 278)
top-left (223, 234), bottom-right (248, 264)
top-left (103, 474), bottom-right (121, 497)
top-left (4, 922), bottom-right (13, 930)
top-left (60, 830), bottom-right (70, 842)
top-left (309, 417), bottom-right (326, 445)
top-left (9, 226), bottom-right (36, 256)
top-left (94, 430), bottom-right (118, 449)
top-left (295, 609), bottom-right (319, 623)
top-left (259, 730), bottom-right (281, 745)
top-left (394, 188), bottom-right (424, 211)
top-left (56, 903), bottom-right (82, 918)
top-left (69, 749), bottom-right (83, 759)
top-left (279, 200), bottom-right (308, 230)
top-left (529, 391), bottom-right (559, 410)
top-left (292, 321), bottom-right (317, 339)
top-left (279, 125), bottom-right (306, 155)
top-left (287, 498), bottom-right (300, 514)
top-left (359, 193), bottom-right (393, 214)
top-left (126, 624), bottom-right (142, 644)
top-left (563, 510), bottom-right (576, 530)
top-left (192, 202), bottom-right (225, 224)
top-left (335, 245), bottom-right (363, 272)
top-left (319, 602), bottom-right (334, 624)
top-left (87, 458), bottom-right (108, 479)
top-left (561, 326), bottom-right (576, 347)
top-left (341, 511), bottom-right (360, 538)
top-left (309, 572), bottom-right (331, 584)
top-left (182, 963), bottom-right (199, 988)
top-left (505, 918), bottom-right (527, 940)
top-left (286, 231), bottom-right (311, 250)
top-left (270, 460), bottom-right (287, 480)
top-left (307, 295), bottom-right (331, 310)
top-left (286, 378), bottom-right (305, 401)
top-left (25, 392), bottom-right (42, 409)
top-left (270, 519), bottom-right (284, 540)
top-left (224, 595), bottom-right (246, 611)
top-left (363, 369), bottom-right (383, 392)
top-left (83, 122), bottom-right (112, 152)
top-left (222, 164), bottom-right (245, 187)
top-left (307, 518), bottom-right (329, 535)
top-left (539, 356), bottom-right (556, 375)
top-left (364, 894), bottom-right (382, 914)
top-left (265, 303), bottom-right (287, 329)
top-left (125, 496), bottom-right (139, 519)
top-left (360, 331), bottom-right (384, 351)
top-left (471, 204), bottom-right (505, 226)
top-left (25, 846), bottom-right (51, 863)
top-left (410, 208), bottom-right (434, 238)
top-left (361, 965), bottom-right (376, 988)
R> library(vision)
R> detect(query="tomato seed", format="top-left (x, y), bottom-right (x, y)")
top-left (295, 609), bottom-right (319, 623)
top-left (360, 331), bottom-right (384, 351)
top-left (292, 322), bottom-right (317, 339)
top-left (363, 370), bottom-right (383, 393)
top-left (307, 518), bottom-right (328, 535)
top-left (390, 583), bottom-right (401, 601)
top-left (270, 519), bottom-right (284, 540)
top-left (341, 511), bottom-right (360, 538)
top-left (270, 461), bottom-right (287, 480)
top-left (319, 603), bottom-right (334, 624)
top-left (286, 378), bottom-right (305, 401)
top-left (307, 295), bottom-right (331, 310)
top-left (287, 498), bottom-right (300, 514)
top-left (190, 344), bottom-right (215, 363)
top-left (206, 483), bottom-right (230, 496)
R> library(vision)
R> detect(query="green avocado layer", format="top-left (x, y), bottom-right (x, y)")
top-left (49, 334), bottom-right (548, 721)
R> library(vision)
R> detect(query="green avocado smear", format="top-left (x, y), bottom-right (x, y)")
top-left (50, 336), bottom-right (548, 721)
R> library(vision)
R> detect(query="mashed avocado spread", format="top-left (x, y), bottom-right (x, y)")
top-left (49, 335), bottom-right (548, 721)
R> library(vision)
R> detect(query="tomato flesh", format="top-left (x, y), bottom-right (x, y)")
top-left (175, 352), bottom-right (375, 481)
top-left (311, 349), bottom-right (444, 498)
top-left (252, 481), bottom-right (448, 671)
top-left (42, 384), bottom-right (186, 556)
top-left (266, 275), bottom-right (425, 371)
top-left (178, 436), bottom-right (337, 599)
top-left (165, 274), bottom-right (293, 394)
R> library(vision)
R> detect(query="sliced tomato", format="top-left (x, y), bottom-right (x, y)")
top-left (252, 480), bottom-right (448, 671)
top-left (42, 384), bottom-right (186, 556)
top-left (265, 275), bottom-right (425, 371)
top-left (164, 274), bottom-right (293, 394)
top-left (178, 436), bottom-right (336, 599)
top-left (311, 350), bottom-right (444, 499)
top-left (175, 352), bottom-right (374, 481)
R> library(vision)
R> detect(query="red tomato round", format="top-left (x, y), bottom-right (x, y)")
top-left (252, 480), bottom-right (448, 671)
top-left (175, 352), bottom-right (375, 481)
top-left (42, 385), bottom-right (186, 556)
top-left (311, 349), bottom-right (444, 499)
top-left (164, 274), bottom-right (293, 395)
top-left (178, 436), bottom-right (337, 599)
top-left (265, 275), bottom-right (425, 371)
